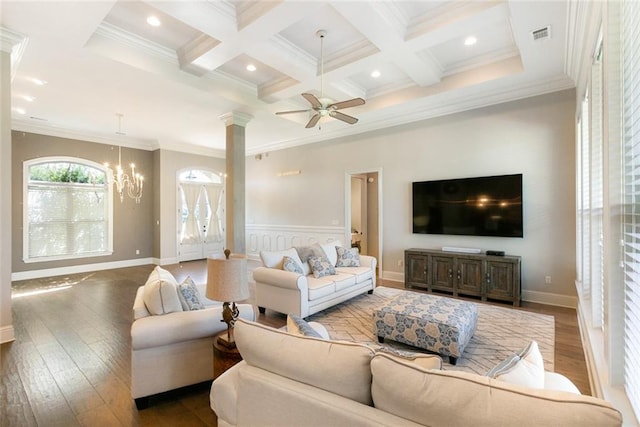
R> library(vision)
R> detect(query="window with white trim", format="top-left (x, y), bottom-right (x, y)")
top-left (622, 0), bottom-right (640, 419)
top-left (23, 157), bottom-right (113, 263)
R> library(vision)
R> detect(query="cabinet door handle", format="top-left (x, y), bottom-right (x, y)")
top-left (457, 271), bottom-right (461, 280)
top-left (448, 269), bottom-right (453, 278)
top-left (486, 273), bottom-right (491, 284)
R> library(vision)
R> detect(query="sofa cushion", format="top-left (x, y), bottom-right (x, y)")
top-left (177, 276), bottom-right (205, 311)
top-left (234, 318), bottom-right (375, 405)
top-left (287, 314), bottom-right (323, 338)
top-left (371, 355), bottom-right (622, 427)
top-left (308, 255), bottom-right (336, 278)
top-left (143, 266), bottom-right (183, 315)
top-left (486, 341), bottom-right (545, 389)
top-left (306, 276), bottom-right (337, 300)
top-left (335, 266), bottom-right (373, 283)
top-left (282, 255), bottom-right (304, 274)
top-left (260, 248), bottom-right (303, 270)
top-left (336, 246), bottom-right (360, 267)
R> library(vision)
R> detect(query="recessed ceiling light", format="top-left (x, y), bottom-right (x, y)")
top-left (147, 16), bottom-right (161, 27)
top-left (13, 107), bottom-right (26, 115)
top-left (22, 95), bottom-right (35, 102)
top-left (31, 78), bottom-right (47, 86)
top-left (246, 64), bottom-right (257, 72)
top-left (371, 70), bottom-right (381, 78)
top-left (464, 36), bottom-right (477, 46)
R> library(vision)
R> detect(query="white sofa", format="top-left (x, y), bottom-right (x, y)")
top-left (130, 267), bottom-right (254, 409)
top-left (210, 319), bottom-right (623, 427)
top-left (253, 241), bottom-right (376, 318)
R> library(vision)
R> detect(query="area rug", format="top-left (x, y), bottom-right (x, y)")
top-left (306, 286), bottom-right (555, 375)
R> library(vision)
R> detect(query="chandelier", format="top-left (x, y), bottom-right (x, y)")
top-left (104, 114), bottom-right (144, 203)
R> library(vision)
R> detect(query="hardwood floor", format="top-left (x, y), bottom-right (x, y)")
top-left (2, 261), bottom-right (590, 426)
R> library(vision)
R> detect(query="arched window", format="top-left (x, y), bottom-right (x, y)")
top-left (23, 157), bottom-right (113, 263)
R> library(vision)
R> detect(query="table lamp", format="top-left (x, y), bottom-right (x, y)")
top-left (206, 249), bottom-right (249, 349)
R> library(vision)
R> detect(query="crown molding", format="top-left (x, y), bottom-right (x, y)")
top-left (12, 119), bottom-right (158, 151)
top-left (251, 75), bottom-right (575, 156)
top-left (0, 26), bottom-right (28, 80)
top-left (94, 22), bottom-right (178, 65)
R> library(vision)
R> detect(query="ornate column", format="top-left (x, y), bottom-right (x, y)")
top-left (219, 112), bottom-right (252, 254)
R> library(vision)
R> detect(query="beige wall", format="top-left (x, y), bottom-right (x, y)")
top-left (246, 89), bottom-right (577, 302)
top-left (11, 131), bottom-right (154, 273)
top-left (157, 149), bottom-right (225, 263)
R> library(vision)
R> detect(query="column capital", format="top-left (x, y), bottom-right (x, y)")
top-left (219, 111), bottom-right (253, 128)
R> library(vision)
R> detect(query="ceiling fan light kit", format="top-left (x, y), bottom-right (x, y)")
top-left (276, 29), bottom-right (365, 128)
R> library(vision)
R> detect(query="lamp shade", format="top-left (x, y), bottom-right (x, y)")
top-left (206, 254), bottom-right (249, 302)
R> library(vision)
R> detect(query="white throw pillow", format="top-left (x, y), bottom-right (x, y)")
top-left (142, 266), bottom-right (183, 315)
top-left (260, 248), bottom-right (303, 270)
top-left (320, 240), bottom-right (341, 266)
top-left (486, 341), bottom-right (545, 389)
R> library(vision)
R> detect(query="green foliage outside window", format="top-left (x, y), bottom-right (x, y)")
top-left (29, 162), bottom-right (105, 184)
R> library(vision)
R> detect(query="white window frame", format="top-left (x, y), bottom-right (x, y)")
top-left (23, 156), bottom-right (114, 263)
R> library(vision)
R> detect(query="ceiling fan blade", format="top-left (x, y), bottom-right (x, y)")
top-left (329, 111), bottom-right (358, 125)
top-left (275, 109), bottom-right (310, 115)
top-left (302, 93), bottom-right (322, 109)
top-left (305, 113), bottom-right (321, 128)
top-left (329, 98), bottom-right (365, 110)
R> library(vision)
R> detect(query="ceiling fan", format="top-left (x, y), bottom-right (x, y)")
top-left (276, 30), bottom-right (365, 128)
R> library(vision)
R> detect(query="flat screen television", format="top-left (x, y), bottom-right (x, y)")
top-left (412, 174), bottom-right (523, 238)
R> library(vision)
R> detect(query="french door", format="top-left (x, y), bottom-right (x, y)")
top-left (177, 170), bottom-right (224, 262)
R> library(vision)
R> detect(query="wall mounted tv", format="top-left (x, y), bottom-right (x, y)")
top-left (412, 174), bottom-right (523, 238)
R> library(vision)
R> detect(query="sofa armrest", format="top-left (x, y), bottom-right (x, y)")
top-left (359, 255), bottom-right (377, 270)
top-left (253, 267), bottom-right (308, 291)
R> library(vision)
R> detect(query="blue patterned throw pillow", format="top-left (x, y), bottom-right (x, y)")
top-left (308, 255), bottom-right (336, 278)
top-left (177, 276), bottom-right (205, 311)
top-left (336, 246), bottom-right (360, 267)
top-left (282, 255), bottom-right (304, 274)
top-left (287, 314), bottom-right (323, 338)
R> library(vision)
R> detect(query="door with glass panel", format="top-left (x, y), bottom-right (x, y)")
top-left (177, 170), bottom-right (224, 262)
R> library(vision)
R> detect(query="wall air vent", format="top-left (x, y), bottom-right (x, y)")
top-left (532, 26), bottom-right (550, 42)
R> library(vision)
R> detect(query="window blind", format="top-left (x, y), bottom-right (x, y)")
top-left (591, 50), bottom-right (604, 329)
top-left (622, 0), bottom-right (640, 419)
top-left (582, 95), bottom-right (592, 295)
top-left (26, 180), bottom-right (109, 261)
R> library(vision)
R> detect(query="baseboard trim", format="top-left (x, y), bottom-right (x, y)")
top-left (0, 325), bottom-right (15, 344)
top-left (521, 290), bottom-right (577, 308)
top-left (11, 258), bottom-right (155, 281)
top-left (381, 271), bottom-right (403, 283)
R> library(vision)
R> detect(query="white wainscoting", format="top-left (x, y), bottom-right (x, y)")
top-left (246, 224), bottom-right (346, 260)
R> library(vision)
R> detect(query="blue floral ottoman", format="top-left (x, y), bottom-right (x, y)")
top-left (373, 291), bottom-right (478, 365)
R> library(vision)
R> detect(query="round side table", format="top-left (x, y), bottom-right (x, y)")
top-left (213, 331), bottom-right (242, 379)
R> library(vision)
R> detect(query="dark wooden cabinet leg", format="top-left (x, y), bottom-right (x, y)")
top-left (368, 289), bottom-right (374, 294)
top-left (135, 397), bottom-right (150, 410)
top-left (449, 356), bottom-right (458, 365)
top-left (377, 336), bottom-right (384, 344)
top-left (258, 306), bottom-right (266, 314)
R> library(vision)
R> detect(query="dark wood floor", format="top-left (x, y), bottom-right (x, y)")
top-left (2, 261), bottom-right (590, 426)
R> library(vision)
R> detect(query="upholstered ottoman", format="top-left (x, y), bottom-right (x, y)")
top-left (373, 291), bottom-right (478, 364)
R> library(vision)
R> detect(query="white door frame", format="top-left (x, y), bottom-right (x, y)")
top-left (344, 168), bottom-right (383, 278)
top-left (176, 167), bottom-right (225, 262)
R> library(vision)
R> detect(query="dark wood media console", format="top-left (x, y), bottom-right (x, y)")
top-left (404, 248), bottom-right (521, 306)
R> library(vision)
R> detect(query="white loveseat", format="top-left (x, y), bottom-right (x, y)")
top-left (130, 266), bottom-right (254, 409)
top-left (210, 319), bottom-right (623, 427)
top-left (252, 241), bottom-right (376, 318)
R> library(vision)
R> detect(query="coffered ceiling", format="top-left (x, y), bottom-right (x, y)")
top-left (2, 1), bottom-right (575, 156)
